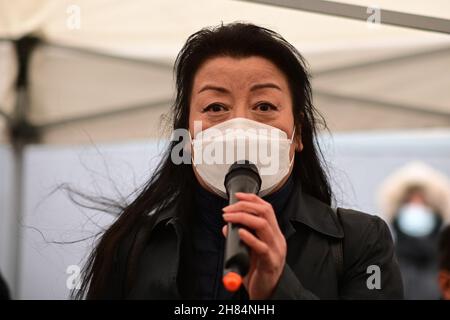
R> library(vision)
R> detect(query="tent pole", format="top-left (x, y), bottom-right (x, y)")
top-left (5, 85), bottom-right (28, 299)
top-left (313, 45), bottom-right (450, 77)
top-left (37, 98), bottom-right (173, 130)
top-left (243, 0), bottom-right (450, 34)
top-left (10, 134), bottom-right (24, 299)
top-left (315, 89), bottom-right (450, 119)
top-left (6, 37), bottom-right (40, 299)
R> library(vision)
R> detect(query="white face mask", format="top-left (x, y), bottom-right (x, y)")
top-left (397, 203), bottom-right (436, 237)
top-left (190, 117), bottom-right (295, 198)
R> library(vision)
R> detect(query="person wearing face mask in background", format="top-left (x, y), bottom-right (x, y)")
top-left (74, 23), bottom-right (404, 300)
top-left (378, 162), bottom-right (450, 300)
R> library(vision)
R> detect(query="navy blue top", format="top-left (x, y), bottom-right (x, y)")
top-left (192, 175), bottom-right (294, 300)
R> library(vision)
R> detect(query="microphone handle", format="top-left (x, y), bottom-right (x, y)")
top-left (224, 177), bottom-right (260, 279)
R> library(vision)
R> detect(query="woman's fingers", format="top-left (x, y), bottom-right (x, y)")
top-left (238, 228), bottom-right (270, 256)
top-left (223, 200), bottom-right (265, 216)
top-left (223, 212), bottom-right (273, 243)
top-left (235, 192), bottom-right (266, 205)
top-left (223, 197), bottom-right (277, 227)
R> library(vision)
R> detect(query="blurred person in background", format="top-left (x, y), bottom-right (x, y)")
top-left (438, 226), bottom-right (450, 300)
top-left (379, 162), bottom-right (450, 300)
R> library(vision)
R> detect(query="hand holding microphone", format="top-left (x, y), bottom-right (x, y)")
top-left (222, 161), bottom-right (287, 299)
top-left (222, 161), bottom-right (261, 292)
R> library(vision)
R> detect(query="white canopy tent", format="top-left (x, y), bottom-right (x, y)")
top-left (0, 0), bottom-right (449, 144)
top-left (0, 0), bottom-right (449, 298)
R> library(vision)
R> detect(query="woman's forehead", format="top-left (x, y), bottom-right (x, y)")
top-left (192, 56), bottom-right (289, 89)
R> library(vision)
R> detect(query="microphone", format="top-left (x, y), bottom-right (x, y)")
top-left (222, 161), bottom-right (261, 292)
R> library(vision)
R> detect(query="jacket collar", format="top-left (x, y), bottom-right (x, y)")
top-left (284, 181), bottom-right (344, 239)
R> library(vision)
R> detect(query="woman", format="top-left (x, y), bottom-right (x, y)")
top-left (77, 23), bottom-right (403, 300)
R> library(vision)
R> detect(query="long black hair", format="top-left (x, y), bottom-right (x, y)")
top-left (76, 22), bottom-right (331, 299)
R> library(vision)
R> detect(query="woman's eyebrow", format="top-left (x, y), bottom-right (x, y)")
top-left (198, 83), bottom-right (282, 94)
top-left (250, 83), bottom-right (282, 92)
top-left (198, 85), bottom-right (230, 94)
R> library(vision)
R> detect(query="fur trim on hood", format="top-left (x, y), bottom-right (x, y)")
top-left (377, 161), bottom-right (450, 223)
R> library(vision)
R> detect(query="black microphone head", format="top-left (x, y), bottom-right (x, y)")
top-left (224, 160), bottom-right (261, 196)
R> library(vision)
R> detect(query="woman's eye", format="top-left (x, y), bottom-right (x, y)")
top-left (255, 103), bottom-right (277, 112)
top-left (202, 103), bottom-right (226, 113)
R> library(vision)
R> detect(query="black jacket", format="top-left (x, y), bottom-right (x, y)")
top-left (105, 182), bottom-right (404, 300)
